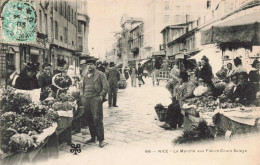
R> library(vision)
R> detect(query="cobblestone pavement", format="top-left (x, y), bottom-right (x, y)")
top-left (38, 77), bottom-right (260, 165)
top-left (54, 78), bottom-right (183, 163)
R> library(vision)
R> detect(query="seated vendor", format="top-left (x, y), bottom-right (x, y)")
top-left (221, 72), bottom-right (256, 105)
top-left (173, 71), bottom-right (196, 105)
top-left (232, 72), bottom-right (257, 105)
top-left (160, 97), bottom-right (184, 130)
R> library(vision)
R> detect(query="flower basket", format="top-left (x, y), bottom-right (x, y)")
top-left (155, 107), bottom-right (168, 122)
top-left (52, 73), bottom-right (73, 90)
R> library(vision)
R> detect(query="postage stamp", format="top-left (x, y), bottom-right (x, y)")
top-left (1, 0), bottom-right (37, 43)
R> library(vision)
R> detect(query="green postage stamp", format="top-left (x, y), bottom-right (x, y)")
top-left (1, 0), bottom-right (36, 43)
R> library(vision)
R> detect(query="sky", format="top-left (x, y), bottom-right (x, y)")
top-left (87, 0), bottom-right (148, 60)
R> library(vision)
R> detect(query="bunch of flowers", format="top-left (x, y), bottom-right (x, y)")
top-left (52, 73), bottom-right (72, 89)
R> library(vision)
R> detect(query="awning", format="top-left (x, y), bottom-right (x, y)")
top-left (189, 46), bottom-right (222, 75)
top-left (152, 50), bottom-right (165, 56)
top-left (139, 59), bottom-right (150, 65)
top-left (201, 10), bottom-right (260, 46)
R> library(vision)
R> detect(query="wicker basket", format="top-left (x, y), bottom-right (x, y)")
top-left (155, 107), bottom-right (168, 122)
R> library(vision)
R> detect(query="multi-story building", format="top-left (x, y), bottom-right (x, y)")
top-left (0, 0), bottom-right (90, 86)
top-left (129, 22), bottom-right (144, 66)
top-left (51, 0), bottom-right (78, 71)
top-left (119, 15), bottom-right (143, 68)
top-left (161, 0), bottom-right (260, 74)
top-left (144, 0), bottom-right (208, 59)
top-left (76, 0), bottom-right (90, 56)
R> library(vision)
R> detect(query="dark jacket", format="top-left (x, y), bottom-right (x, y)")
top-left (97, 65), bottom-right (106, 73)
top-left (15, 71), bottom-right (39, 90)
top-left (231, 83), bottom-right (256, 105)
top-left (200, 64), bottom-right (213, 85)
top-left (38, 72), bottom-right (52, 88)
top-left (106, 68), bottom-right (120, 88)
top-left (81, 69), bottom-right (109, 99)
top-left (137, 67), bottom-right (143, 77)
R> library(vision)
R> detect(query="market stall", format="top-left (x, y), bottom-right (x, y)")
top-left (0, 70), bottom-right (83, 164)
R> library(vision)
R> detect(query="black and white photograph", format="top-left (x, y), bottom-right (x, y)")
top-left (0, 0), bottom-right (260, 165)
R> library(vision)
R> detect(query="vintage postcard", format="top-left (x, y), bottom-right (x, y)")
top-left (0, 0), bottom-right (260, 165)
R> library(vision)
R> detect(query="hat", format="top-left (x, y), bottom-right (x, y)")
top-left (251, 59), bottom-right (259, 68)
top-left (109, 62), bottom-right (116, 67)
top-left (80, 59), bottom-right (86, 65)
top-left (85, 58), bottom-right (96, 64)
top-left (201, 56), bottom-right (209, 62)
top-left (57, 57), bottom-right (67, 67)
top-left (42, 63), bottom-right (52, 69)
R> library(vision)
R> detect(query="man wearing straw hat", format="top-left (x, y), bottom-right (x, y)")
top-left (80, 58), bottom-right (109, 148)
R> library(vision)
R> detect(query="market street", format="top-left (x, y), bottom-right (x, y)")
top-left (42, 77), bottom-right (260, 165)
top-left (58, 78), bottom-right (182, 154)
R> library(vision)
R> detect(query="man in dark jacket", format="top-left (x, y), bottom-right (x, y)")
top-left (81, 58), bottom-right (109, 148)
top-left (96, 61), bottom-right (106, 73)
top-left (15, 62), bottom-right (39, 90)
top-left (106, 62), bottom-right (120, 107)
top-left (137, 63), bottom-right (145, 86)
top-left (231, 72), bottom-right (256, 105)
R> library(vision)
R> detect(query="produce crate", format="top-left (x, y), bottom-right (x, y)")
top-left (155, 107), bottom-right (168, 122)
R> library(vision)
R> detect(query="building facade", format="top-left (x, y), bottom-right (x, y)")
top-left (0, 0), bottom-right (90, 86)
top-left (129, 22), bottom-right (144, 66)
top-left (144, 0), bottom-right (208, 59)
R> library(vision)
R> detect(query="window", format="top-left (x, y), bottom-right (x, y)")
top-left (50, 17), bottom-right (53, 38)
top-left (72, 9), bottom-right (73, 23)
top-left (45, 14), bottom-right (48, 34)
top-left (64, 27), bottom-right (68, 43)
top-left (54, 0), bottom-right (57, 10)
top-left (165, 1), bottom-right (169, 10)
top-left (67, 6), bottom-right (70, 21)
top-left (74, 12), bottom-right (76, 24)
top-left (55, 21), bottom-right (58, 39)
top-left (59, 0), bottom-right (62, 15)
top-left (64, 1), bottom-right (66, 18)
top-left (164, 15), bottom-right (169, 23)
top-left (39, 10), bottom-right (42, 32)
top-left (186, 15), bottom-right (190, 22)
top-left (186, 5), bottom-right (191, 11)
top-left (175, 6), bottom-right (180, 11)
top-left (60, 35), bottom-right (63, 41)
top-left (175, 15), bottom-right (180, 22)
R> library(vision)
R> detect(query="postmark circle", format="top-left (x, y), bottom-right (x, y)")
top-left (2, 1), bottom-right (36, 42)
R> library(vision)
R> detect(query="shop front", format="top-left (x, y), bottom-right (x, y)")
top-left (201, 10), bottom-right (260, 69)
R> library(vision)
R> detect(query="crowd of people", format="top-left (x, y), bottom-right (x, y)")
top-left (161, 56), bottom-right (259, 130)
top-left (6, 57), bottom-right (149, 148)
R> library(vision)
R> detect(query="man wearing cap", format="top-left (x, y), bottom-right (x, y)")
top-left (80, 58), bottom-right (109, 148)
top-left (38, 63), bottom-right (53, 100)
top-left (105, 62), bottom-right (120, 107)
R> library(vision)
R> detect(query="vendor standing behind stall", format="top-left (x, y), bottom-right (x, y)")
top-left (200, 56), bottom-right (213, 87)
top-left (38, 63), bottom-right (53, 100)
top-left (38, 63), bottom-right (52, 88)
top-left (15, 62), bottom-right (39, 90)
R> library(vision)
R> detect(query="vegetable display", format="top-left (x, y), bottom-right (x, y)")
top-left (0, 87), bottom-right (59, 154)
